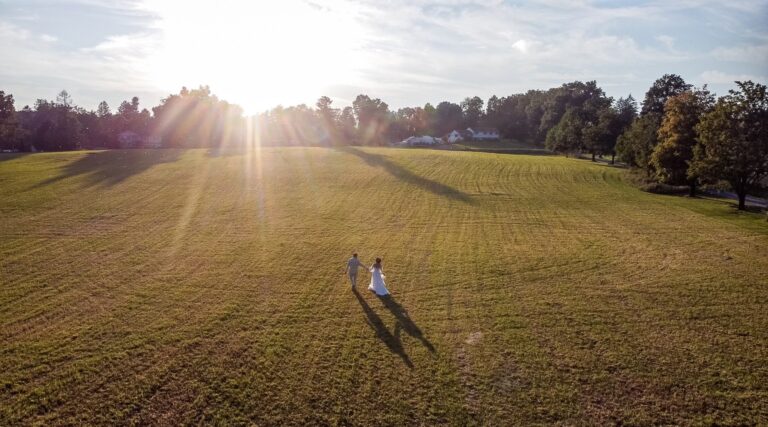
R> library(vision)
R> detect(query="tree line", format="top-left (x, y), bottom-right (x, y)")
top-left (0, 86), bottom-right (243, 151)
top-left (1, 75), bottom-right (766, 209)
top-left (0, 82), bottom-right (631, 150)
top-left (615, 76), bottom-right (767, 210)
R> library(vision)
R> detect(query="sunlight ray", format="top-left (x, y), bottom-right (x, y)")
top-left (245, 117), bottom-right (266, 223)
top-left (169, 151), bottom-right (214, 257)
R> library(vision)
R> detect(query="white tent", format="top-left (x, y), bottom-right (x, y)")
top-left (399, 136), bottom-right (442, 146)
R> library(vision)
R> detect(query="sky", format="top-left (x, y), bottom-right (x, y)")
top-left (2, 0), bottom-right (767, 114)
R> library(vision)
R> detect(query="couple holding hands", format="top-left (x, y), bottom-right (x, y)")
top-left (345, 253), bottom-right (389, 296)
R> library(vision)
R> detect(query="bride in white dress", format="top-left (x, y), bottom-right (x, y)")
top-left (368, 257), bottom-right (390, 296)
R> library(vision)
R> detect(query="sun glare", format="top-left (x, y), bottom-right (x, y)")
top-left (144, 0), bottom-right (367, 113)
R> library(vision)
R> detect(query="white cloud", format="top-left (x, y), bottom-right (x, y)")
top-left (0, 19), bottom-right (163, 108)
top-left (1, 0), bottom-right (767, 111)
top-left (512, 39), bottom-right (529, 54)
top-left (656, 35), bottom-right (675, 50)
top-left (699, 70), bottom-right (767, 84)
top-left (333, 0), bottom-right (690, 103)
top-left (711, 44), bottom-right (768, 62)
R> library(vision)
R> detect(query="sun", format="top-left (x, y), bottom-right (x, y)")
top-left (144, 0), bottom-right (367, 113)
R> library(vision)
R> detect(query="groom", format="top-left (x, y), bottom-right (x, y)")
top-left (345, 253), bottom-right (365, 289)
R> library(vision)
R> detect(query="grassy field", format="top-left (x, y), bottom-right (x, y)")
top-left (1, 147), bottom-right (767, 425)
top-left (451, 139), bottom-right (550, 155)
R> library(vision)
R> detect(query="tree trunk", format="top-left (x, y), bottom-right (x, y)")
top-left (734, 177), bottom-right (748, 211)
top-left (591, 152), bottom-right (596, 162)
top-left (688, 180), bottom-right (697, 197)
top-left (611, 153), bottom-right (615, 164)
top-left (738, 191), bottom-right (746, 210)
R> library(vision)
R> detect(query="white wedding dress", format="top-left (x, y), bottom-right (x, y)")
top-left (368, 266), bottom-right (390, 296)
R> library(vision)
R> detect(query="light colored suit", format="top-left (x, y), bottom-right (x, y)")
top-left (346, 257), bottom-right (364, 287)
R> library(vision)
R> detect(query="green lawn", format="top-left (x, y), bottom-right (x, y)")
top-left (451, 139), bottom-right (550, 154)
top-left (1, 148), bottom-right (767, 425)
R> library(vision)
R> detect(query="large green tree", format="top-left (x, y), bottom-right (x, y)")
top-left (618, 75), bottom-right (691, 173)
top-left (691, 81), bottom-right (768, 210)
top-left (337, 106), bottom-right (357, 144)
top-left (485, 91), bottom-right (543, 142)
top-left (153, 86), bottom-right (244, 148)
top-left (539, 81), bottom-right (610, 142)
top-left (616, 113), bottom-right (660, 175)
top-left (615, 95), bottom-right (638, 129)
top-left (641, 74), bottom-right (692, 116)
top-left (544, 82), bottom-right (612, 156)
top-left (583, 106), bottom-right (618, 162)
top-left (92, 101), bottom-right (115, 148)
top-left (0, 90), bottom-right (21, 150)
top-left (609, 96), bottom-right (639, 163)
top-left (117, 96), bottom-right (151, 138)
top-left (315, 96), bottom-right (339, 145)
top-left (545, 108), bottom-right (585, 154)
top-left (582, 96), bottom-right (637, 163)
top-left (460, 96), bottom-right (484, 129)
top-left (650, 87), bottom-right (714, 196)
top-left (434, 101), bottom-right (463, 135)
top-left (352, 94), bottom-right (390, 145)
top-left (392, 107), bottom-right (421, 136)
top-left (96, 101), bottom-right (111, 118)
top-left (25, 95), bottom-right (83, 151)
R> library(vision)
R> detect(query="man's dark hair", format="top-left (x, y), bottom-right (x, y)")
top-left (353, 253), bottom-right (358, 257)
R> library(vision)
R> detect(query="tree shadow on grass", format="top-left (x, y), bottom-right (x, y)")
top-left (29, 149), bottom-right (181, 189)
top-left (0, 153), bottom-right (29, 163)
top-left (352, 288), bottom-right (413, 368)
top-left (460, 147), bottom-right (556, 156)
top-left (377, 294), bottom-right (436, 354)
top-left (581, 156), bottom-right (629, 169)
top-left (735, 204), bottom-right (767, 214)
top-left (340, 147), bottom-right (473, 204)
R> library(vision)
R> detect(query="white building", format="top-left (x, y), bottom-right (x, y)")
top-left (143, 135), bottom-right (163, 148)
top-left (117, 131), bottom-right (163, 148)
top-left (467, 128), bottom-right (500, 140)
top-left (398, 136), bottom-right (443, 146)
top-left (117, 131), bottom-right (142, 148)
top-left (446, 130), bottom-right (473, 143)
top-left (446, 130), bottom-right (463, 144)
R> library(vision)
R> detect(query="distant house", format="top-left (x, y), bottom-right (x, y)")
top-left (467, 127), bottom-right (500, 140)
top-left (445, 130), bottom-right (473, 144)
top-left (398, 136), bottom-right (443, 146)
top-left (143, 135), bottom-right (163, 148)
top-left (445, 128), bottom-right (500, 143)
top-left (118, 131), bottom-right (142, 148)
top-left (117, 131), bottom-right (163, 149)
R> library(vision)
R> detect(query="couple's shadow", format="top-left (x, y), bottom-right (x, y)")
top-left (352, 288), bottom-right (435, 368)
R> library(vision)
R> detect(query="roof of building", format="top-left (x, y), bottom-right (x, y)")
top-left (471, 127), bottom-right (499, 134)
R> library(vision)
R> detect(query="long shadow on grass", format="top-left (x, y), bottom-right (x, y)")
top-left (377, 294), bottom-right (436, 354)
top-left (460, 148), bottom-right (556, 156)
top-left (340, 147), bottom-right (473, 204)
top-left (0, 152), bottom-right (29, 163)
top-left (352, 288), bottom-right (413, 368)
top-left (29, 149), bottom-right (181, 189)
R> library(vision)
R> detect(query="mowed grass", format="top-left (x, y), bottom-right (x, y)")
top-left (452, 139), bottom-right (550, 154)
top-left (1, 148), bottom-right (767, 425)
